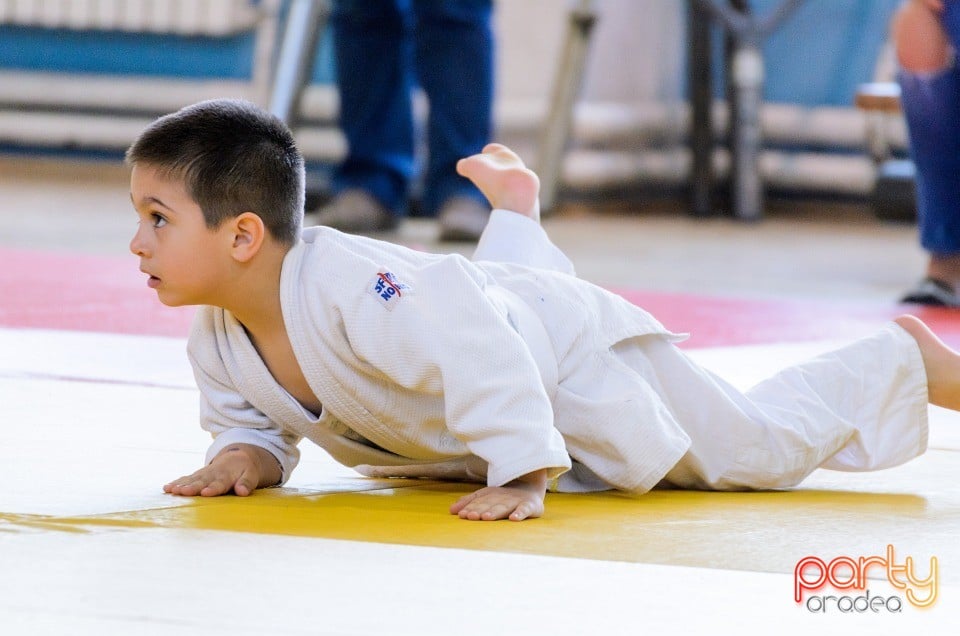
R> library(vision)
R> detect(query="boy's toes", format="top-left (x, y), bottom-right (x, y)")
top-left (481, 143), bottom-right (525, 168)
top-left (482, 142), bottom-right (511, 155)
top-left (455, 155), bottom-right (484, 178)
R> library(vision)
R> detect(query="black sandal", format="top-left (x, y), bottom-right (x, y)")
top-left (900, 277), bottom-right (960, 307)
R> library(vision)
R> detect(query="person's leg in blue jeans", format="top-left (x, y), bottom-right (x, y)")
top-left (319, 0), bottom-right (413, 231)
top-left (412, 0), bottom-right (494, 239)
top-left (895, 0), bottom-right (960, 303)
top-left (319, 0), bottom-right (495, 240)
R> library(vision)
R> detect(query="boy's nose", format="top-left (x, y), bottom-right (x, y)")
top-left (129, 226), bottom-right (150, 257)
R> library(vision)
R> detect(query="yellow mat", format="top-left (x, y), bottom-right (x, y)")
top-left (3, 448), bottom-right (954, 586)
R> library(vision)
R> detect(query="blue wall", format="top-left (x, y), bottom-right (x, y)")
top-left (0, 26), bottom-right (259, 78)
top-left (757, 0), bottom-right (902, 106)
top-left (0, 3), bottom-right (336, 83)
top-left (0, 2), bottom-right (902, 106)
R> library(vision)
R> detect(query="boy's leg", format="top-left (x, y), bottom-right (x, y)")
top-left (471, 209), bottom-right (575, 275)
top-left (621, 324), bottom-right (928, 490)
top-left (464, 145), bottom-right (575, 274)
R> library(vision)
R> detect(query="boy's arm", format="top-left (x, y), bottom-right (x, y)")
top-left (176, 314), bottom-right (302, 496)
top-left (347, 257), bottom-right (571, 516)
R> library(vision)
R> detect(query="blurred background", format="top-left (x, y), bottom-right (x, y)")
top-left (0, 0), bottom-right (904, 200)
top-left (0, 0), bottom-right (927, 304)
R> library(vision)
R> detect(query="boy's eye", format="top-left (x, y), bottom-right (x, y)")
top-left (151, 213), bottom-right (168, 228)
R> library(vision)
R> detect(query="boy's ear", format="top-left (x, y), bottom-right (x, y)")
top-left (230, 212), bottom-right (266, 263)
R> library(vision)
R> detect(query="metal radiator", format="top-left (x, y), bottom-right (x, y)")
top-left (0, 0), bottom-right (264, 35)
top-left (0, 0), bottom-right (293, 151)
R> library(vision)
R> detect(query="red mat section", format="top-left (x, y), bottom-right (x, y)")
top-left (0, 247), bottom-right (194, 337)
top-left (3, 247), bottom-right (960, 348)
top-left (611, 287), bottom-right (960, 349)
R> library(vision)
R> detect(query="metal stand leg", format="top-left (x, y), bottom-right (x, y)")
top-left (688, 0), bottom-right (714, 217)
top-left (693, 0), bottom-right (803, 221)
top-left (728, 41), bottom-right (765, 221)
top-left (268, 0), bottom-right (332, 210)
top-left (535, 0), bottom-right (597, 215)
top-left (268, 0), bottom-right (331, 127)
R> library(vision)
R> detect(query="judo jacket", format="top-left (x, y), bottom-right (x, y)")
top-left (187, 213), bottom-right (692, 493)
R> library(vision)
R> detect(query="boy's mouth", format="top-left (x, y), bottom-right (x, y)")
top-left (141, 269), bottom-right (161, 289)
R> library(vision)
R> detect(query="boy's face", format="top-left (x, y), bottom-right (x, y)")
top-left (129, 164), bottom-right (233, 307)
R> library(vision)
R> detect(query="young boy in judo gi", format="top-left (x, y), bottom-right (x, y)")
top-left (129, 99), bottom-right (959, 522)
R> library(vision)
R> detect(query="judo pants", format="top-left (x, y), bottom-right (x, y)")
top-left (475, 210), bottom-right (930, 491)
top-left (627, 325), bottom-right (929, 490)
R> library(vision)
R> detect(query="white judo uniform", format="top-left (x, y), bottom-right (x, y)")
top-left (187, 210), bottom-right (929, 494)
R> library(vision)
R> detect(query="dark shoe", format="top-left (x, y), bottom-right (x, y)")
top-left (313, 190), bottom-right (398, 233)
top-left (900, 277), bottom-right (960, 307)
top-left (437, 196), bottom-right (490, 242)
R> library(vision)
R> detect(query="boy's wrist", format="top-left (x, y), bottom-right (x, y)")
top-left (218, 443), bottom-right (282, 487)
top-left (507, 468), bottom-right (548, 493)
top-left (249, 445), bottom-right (283, 487)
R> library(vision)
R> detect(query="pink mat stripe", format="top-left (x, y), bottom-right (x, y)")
top-left (0, 247), bottom-right (194, 337)
top-left (4, 247), bottom-right (960, 347)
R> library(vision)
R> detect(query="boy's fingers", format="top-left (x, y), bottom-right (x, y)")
top-left (167, 452), bottom-right (263, 498)
top-left (509, 503), bottom-right (531, 522)
top-left (460, 503), bottom-right (507, 521)
top-left (233, 471), bottom-right (257, 497)
top-left (449, 491), bottom-right (478, 514)
top-left (457, 495), bottom-right (511, 521)
top-left (199, 478), bottom-right (230, 497)
top-left (477, 498), bottom-right (505, 514)
top-left (165, 465), bottom-right (236, 496)
top-left (452, 486), bottom-right (544, 521)
top-left (166, 476), bottom-right (205, 496)
top-left (164, 472), bottom-right (198, 489)
top-left (482, 502), bottom-right (513, 520)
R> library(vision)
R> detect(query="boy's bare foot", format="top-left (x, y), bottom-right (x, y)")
top-left (456, 143), bottom-right (541, 222)
top-left (894, 314), bottom-right (960, 410)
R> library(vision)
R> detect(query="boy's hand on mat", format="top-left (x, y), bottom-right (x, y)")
top-left (163, 444), bottom-right (281, 497)
top-left (449, 469), bottom-right (547, 521)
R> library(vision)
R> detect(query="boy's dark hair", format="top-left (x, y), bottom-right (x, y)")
top-left (126, 98), bottom-right (304, 245)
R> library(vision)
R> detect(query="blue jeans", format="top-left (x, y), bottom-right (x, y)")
top-left (898, 1), bottom-right (960, 254)
top-left (331, 0), bottom-right (494, 217)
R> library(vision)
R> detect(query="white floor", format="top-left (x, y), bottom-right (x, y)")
top-left (1, 327), bottom-right (957, 634)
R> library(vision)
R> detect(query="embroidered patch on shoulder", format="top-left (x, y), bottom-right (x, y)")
top-left (368, 271), bottom-right (412, 310)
